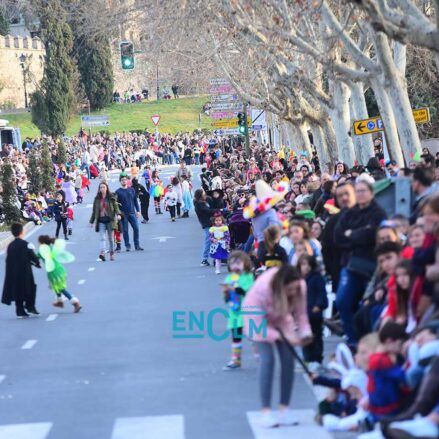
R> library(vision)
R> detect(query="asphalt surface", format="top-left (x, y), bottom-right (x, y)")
top-left (0, 165), bottom-right (341, 439)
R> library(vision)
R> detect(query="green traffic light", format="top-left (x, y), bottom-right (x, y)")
top-left (238, 125), bottom-right (246, 134)
top-left (123, 59), bottom-right (132, 67)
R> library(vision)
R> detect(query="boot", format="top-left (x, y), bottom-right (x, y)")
top-left (223, 342), bottom-right (242, 370)
top-left (64, 235), bottom-right (69, 241)
top-left (110, 251), bottom-right (115, 261)
top-left (115, 243), bottom-right (121, 253)
top-left (52, 297), bottom-right (64, 308)
top-left (71, 298), bottom-right (82, 313)
top-left (99, 251), bottom-right (106, 262)
top-left (158, 208), bottom-right (163, 214)
top-left (155, 207), bottom-right (159, 214)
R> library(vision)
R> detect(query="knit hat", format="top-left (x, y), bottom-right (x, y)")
top-left (243, 180), bottom-right (288, 219)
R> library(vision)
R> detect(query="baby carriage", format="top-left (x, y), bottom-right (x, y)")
top-left (228, 209), bottom-right (251, 250)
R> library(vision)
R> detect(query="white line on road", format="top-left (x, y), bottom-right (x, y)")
top-left (111, 415), bottom-right (185, 439)
top-left (21, 340), bottom-right (38, 350)
top-left (247, 410), bottom-right (332, 438)
top-left (0, 375), bottom-right (5, 385)
top-left (45, 314), bottom-right (58, 322)
top-left (88, 267), bottom-right (95, 272)
top-left (78, 279), bottom-right (86, 285)
top-left (0, 423), bottom-right (52, 439)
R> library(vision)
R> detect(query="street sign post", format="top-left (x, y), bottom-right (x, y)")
top-left (210, 102), bottom-right (244, 111)
top-left (210, 94), bottom-right (239, 103)
top-left (353, 107), bottom-right (431, 136)
top-left (81, 115), bottom-right (110, 127)
top-left (213, 128), bottom-right (241, 136)
top-left (151, 115), bottom-right (161, 126)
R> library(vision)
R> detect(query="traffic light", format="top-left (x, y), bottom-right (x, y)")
top-left (120, 41), bottom-right (135, 70)
top-left (237, 112), bottom-right (247, 135)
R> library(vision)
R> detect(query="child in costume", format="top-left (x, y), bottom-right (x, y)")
top-left (163, 184), bottom-right (178, 222)
top-left (37, 235), bottom-right (81, 313)
top-left (149, 171), bottom-right (164, 214)
top-left (181, 174), bottom-right (193, 218)
top-left (114, 212), bottom-right (123, 253)
top-left (66, 206), bottom-right (74, 236)
top-left (222, 251), bottom-right (254, 369)
top-left (209, 212), bottom-right (230, 274)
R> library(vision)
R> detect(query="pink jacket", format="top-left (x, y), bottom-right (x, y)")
top-left (242, 268), bottom-right (312, 344)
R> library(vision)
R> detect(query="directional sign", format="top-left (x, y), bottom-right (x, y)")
top-left (210, 102), bottom-right (244, 111)
top-left (151, 115), bottom-right (160, 126)
top-left (353, 107), bottom-right (431, 136)
top-left (209, 84), bottom-right (235, 94)
top-left (209, 78), bottom-right (230, 86)
top-left (211, 110), bottom-right (250, 120)
top-left (81, 115), bottom-right (109, 127)
top-left (213, 128), bottom-right (240, 135)
top-left (412, 107), bottom-right (430, 124)
top-left (210, 94), bottom-right (239, 103)
top-left (211, 118), bottom-right (252, 128)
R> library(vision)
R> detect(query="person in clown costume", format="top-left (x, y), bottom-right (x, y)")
top-left (222, 250), bottom-right (254, 370)
top-left (37, 235), bottom-right (82, 313)
top-left (243, 179), bottom-right (289, 262)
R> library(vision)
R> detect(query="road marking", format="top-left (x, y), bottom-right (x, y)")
top-left (0, 375), bottom-right (5, 385)
top-left (152, 236), bottom-right (176, 243)
top-left (196, 275), bottom-right (206, 279)
top-left (111, 415), bottom-right (185, 439)
top-left (88, 267), bottom-right (95, 272)
top-left (46, 314), bottom-right (58, 322)
top-left (247, 410), bottom-right (332, 438)
top-left (78, 279), bottom-right (86, 285)
top-left (0, 422), bottom-right (52, 439)
top-left (21, 340), bottom-right (37, 350)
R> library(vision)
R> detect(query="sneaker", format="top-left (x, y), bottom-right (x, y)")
top-left (126, 248), bottom-right (131, 252)
top-left (388, 417), bottom-right (439, 439)
top-left (64, 236), bottom-right (69, 241)
top-left (324, 318), bottom-right (344, 336)
top-left (135, 246), bottom-right (144, 251)
top-left (200, 260), bottom-right (210, 267)
top-left (278, 409), bottom-right (299, 426)
top-left (172, 218), bottom-right (176, 222)
top-left (223, 361), bottom-right (241, 370)
top-left (26, 308), bottom-right (40, 316)
top-left (52, 300), bottom-right (64, 308)
top-left (110, 252), bottom-right (115, 261)
top-left (98, 253), bottom-right (106, 262)
top-left (16, 311), bottom-right (30, 319)
top-left (141, 220), bottom-right (148, 224)
top-left (259, 411), bottom-right (279, 428)
top-left (215, 269), bottom-right (221, 275)
top-left (72, 301), bottom-right (82, 314)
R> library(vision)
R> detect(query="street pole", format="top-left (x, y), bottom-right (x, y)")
top-left (156, 64), bottom-right (160, 101)
top-left (87, 99), bottom-right (92, 138)
top-left (244, 103), bottom-right (250, 158)
top-left (20, 63), bottom-right (28, 108)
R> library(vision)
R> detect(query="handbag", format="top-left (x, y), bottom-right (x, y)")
top-left (347, 256), bottom-right (376, 279)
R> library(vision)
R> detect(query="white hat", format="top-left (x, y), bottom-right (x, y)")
top-left (243, 180), bottom-right (288, 219)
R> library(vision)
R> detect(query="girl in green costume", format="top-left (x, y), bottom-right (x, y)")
top-left (38, 235), bottom-right (82, 313)
top-left (222, 251), bottom-right (254, 370)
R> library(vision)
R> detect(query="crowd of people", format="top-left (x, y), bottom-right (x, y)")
top-left (1, 127), bottom-right (439, 438)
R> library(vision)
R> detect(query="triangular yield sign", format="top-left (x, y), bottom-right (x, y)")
top-left (151, 115), bottom-right (160, 126)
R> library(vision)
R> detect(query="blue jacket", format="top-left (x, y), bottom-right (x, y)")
top-left (305, 271), bottom-right (328, 317)
top-left (115, 187), bottom-right (139, 215)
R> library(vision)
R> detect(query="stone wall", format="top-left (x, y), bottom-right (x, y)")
top-left (0, 35), bottom-right (45, 109)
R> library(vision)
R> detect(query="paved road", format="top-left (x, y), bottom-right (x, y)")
top-left (0, 165), bottom-right (338, 439)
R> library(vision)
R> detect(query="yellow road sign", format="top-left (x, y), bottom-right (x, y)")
top-left (412, 107), bottom-right (430, 124)
top-left (353, 117), bottom-right (383, 136)
top-left (353, 107), bottom-right (431, 136)
top-left (211, 119), bottom-right (252, 128)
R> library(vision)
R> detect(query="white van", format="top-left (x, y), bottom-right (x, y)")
top-left (0, 119), bottom-right (21, 150)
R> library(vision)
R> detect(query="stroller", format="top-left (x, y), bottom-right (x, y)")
top-left (228, 209), bottom-right (251, 250)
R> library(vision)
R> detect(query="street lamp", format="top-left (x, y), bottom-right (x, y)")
top-left (19, 53), bottom-right (28, 109)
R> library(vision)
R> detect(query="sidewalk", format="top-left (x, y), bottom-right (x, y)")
top-left (0, 222), bottom-right (36, 253)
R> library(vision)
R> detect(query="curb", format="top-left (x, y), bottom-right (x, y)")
top-left (0, 222), bottom-right (36, 253)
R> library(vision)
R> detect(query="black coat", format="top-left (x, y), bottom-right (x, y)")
top-left (321, 212), bottom-right (343, 291)
top-left (194, 197), bottom-right (218, 228)
top-left (334, 200), bottom-right (387, 263)
top-left (133, 183), bottom-right (150, 204)
top-left (2, 238), bottom-right (40, 305)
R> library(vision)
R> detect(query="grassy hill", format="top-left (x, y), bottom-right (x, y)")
top-left (3, 96), bottom-right (213, 139)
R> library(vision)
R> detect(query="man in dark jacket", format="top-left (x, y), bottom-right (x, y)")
top-left (132, 178), bottom-right (150, 224)
top-left (333, 179), bottom-right (387, 344)
top-left (194, 189), bottom-right (219, 266)
top-left (2, 223), bottom-right (40, 318)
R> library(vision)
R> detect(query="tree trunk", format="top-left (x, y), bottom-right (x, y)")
top-left (310, 123), bottom-right (331, 172)
top-left (369, 77), bottom-right (405, 167)
top-left (297, 122), bottom-right (313, 156)
top-left (349, 81), bottom-right (374, 164)
top-left (330, 80), bottom-right (356, 166)
top-left (321, 118), bottom-right (338, 168)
